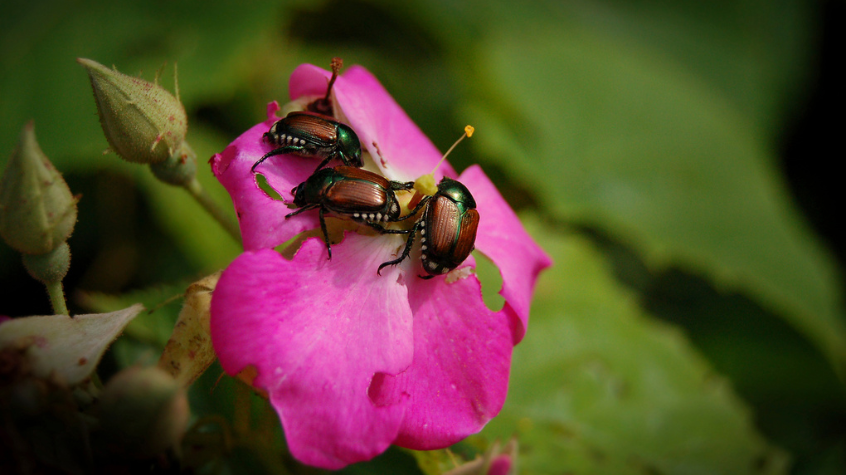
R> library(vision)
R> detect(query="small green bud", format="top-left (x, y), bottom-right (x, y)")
top-left (78, 58), bottom-right (187, 164)
top-left (98, 366), bottom-right (189, 458)
top-left (0, 122), bottom-right (78, 255)
top-left (149, 141), bottom-right (197, 186)
top-left (22, 241), bottom-right (70, 284)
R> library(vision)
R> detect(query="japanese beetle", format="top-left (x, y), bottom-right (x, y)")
top-left (377, 177), bottom-right (479, 278)
top-left (251, 111), bottom-right (363, 173)
top-left (286, 166), bottom-right (414, 259)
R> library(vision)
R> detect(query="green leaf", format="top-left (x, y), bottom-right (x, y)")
top-left (404, 0), bottom-right (813, 137)
top-left (580, 0), bottom-right (816, 136)
top-left (481, 219), bottom-right (788, 474)
top-left (462, 19), bottom-right (846, 375)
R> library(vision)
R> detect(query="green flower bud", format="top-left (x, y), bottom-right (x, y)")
top-left (0, 122), bottom-right (78, 255)
top-left (98, 366), bottom-right (189, 459)
top-left (78, 58), bottom-right (187, 164)
top-left (22, 241), bottom-right (71, 284)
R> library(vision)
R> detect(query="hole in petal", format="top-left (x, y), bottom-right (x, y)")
top-left (275, 218), bottom-right (358, 260)
top-left (473, 251), bottom-right (504, 312)
top-left (254, 173), bottom-right (285, 202)
top-left (276, 230), bottom-right (321, 260)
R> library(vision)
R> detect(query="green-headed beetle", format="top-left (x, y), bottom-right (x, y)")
top-left (377, 177), bottom-right (479, 278)
top-left (286, 166), bottom-right (414, 259)
top-left (252, 111), bottom-right (363, 173)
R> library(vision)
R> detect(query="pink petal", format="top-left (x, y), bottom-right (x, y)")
top-left (290, 64), bottom-right (453, 181)
top-left (370, 275), bottom-right (516, 449)
top-left (210, 63), bottom-right (551, 467)
top-left (214, 63), bottom-right (456, 250)
top-left (488, 455), bottom-right (513, 475)
top-left (210, 237), bottom-right (415, 469)
top-left (288, 63), bottom-right (332, 101)
top-left (460, 165), bottom-right (552, 343)
top-left (210, 117), bottom-right (331, 251)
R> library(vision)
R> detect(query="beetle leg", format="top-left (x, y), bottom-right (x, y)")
top-left (251, 145), bottom-right (308, 173)
top-left (284, 204), bottom-right (331, 258)
top-left (319, 207), bottom-right (332, 260)
top-left (285, 204), bottom-right (318, 219)
top-left (389, 180), bottom-right (416, 191)
top-left (335, 150), bottom-right (363, 169)
top-left (377, 222), bottom-right (419, 275)
top-left (313, 155), bottom-right (333, 172)
top-left (394, 196), bottom-right (431, 222)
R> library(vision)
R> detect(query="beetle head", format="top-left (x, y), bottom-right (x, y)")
top-left (437, 177), bottom-right (477, 209)
top-left (335, 124), bottom-right (363, 167)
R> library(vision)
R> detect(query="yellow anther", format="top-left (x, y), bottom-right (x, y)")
top-left (413, 174), bottom-right (438, 197)
top-left (411, 126), bottom-right (475, 202)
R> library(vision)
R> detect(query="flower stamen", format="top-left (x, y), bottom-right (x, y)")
top-left (309, 57), bottom-right (344, 115)
top-left (408, 126), bottom-right (474, 210)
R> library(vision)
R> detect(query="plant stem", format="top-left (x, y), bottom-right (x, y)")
top-left (183, 177), bottom-right (241, 243)
top-left (45, 280), bottom-right (69, 315)
top-left (233, 380), bottom-right (251, 436)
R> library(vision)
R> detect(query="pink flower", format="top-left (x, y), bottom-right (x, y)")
top-left (209, 64), bottom-right (551, 469)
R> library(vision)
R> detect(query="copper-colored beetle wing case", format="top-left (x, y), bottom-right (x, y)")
top-left (281, 112), bottom-right (338, 145)
top-left (327, 179), bottom-right (388, 212)
top-left (427, 196), bottom-right (461, 256)
top-left (451, 209), bottom-right (479, 265)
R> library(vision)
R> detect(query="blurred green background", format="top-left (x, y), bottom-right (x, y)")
top-left (1, 0), bottom-right (843, 473)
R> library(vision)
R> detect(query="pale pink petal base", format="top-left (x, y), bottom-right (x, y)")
top-left (372, 275), bottom-right (516, 449)
top-left (460, 165), bottom-right (553, 342)
top-left (210, 236), bottom-right (415, 469)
